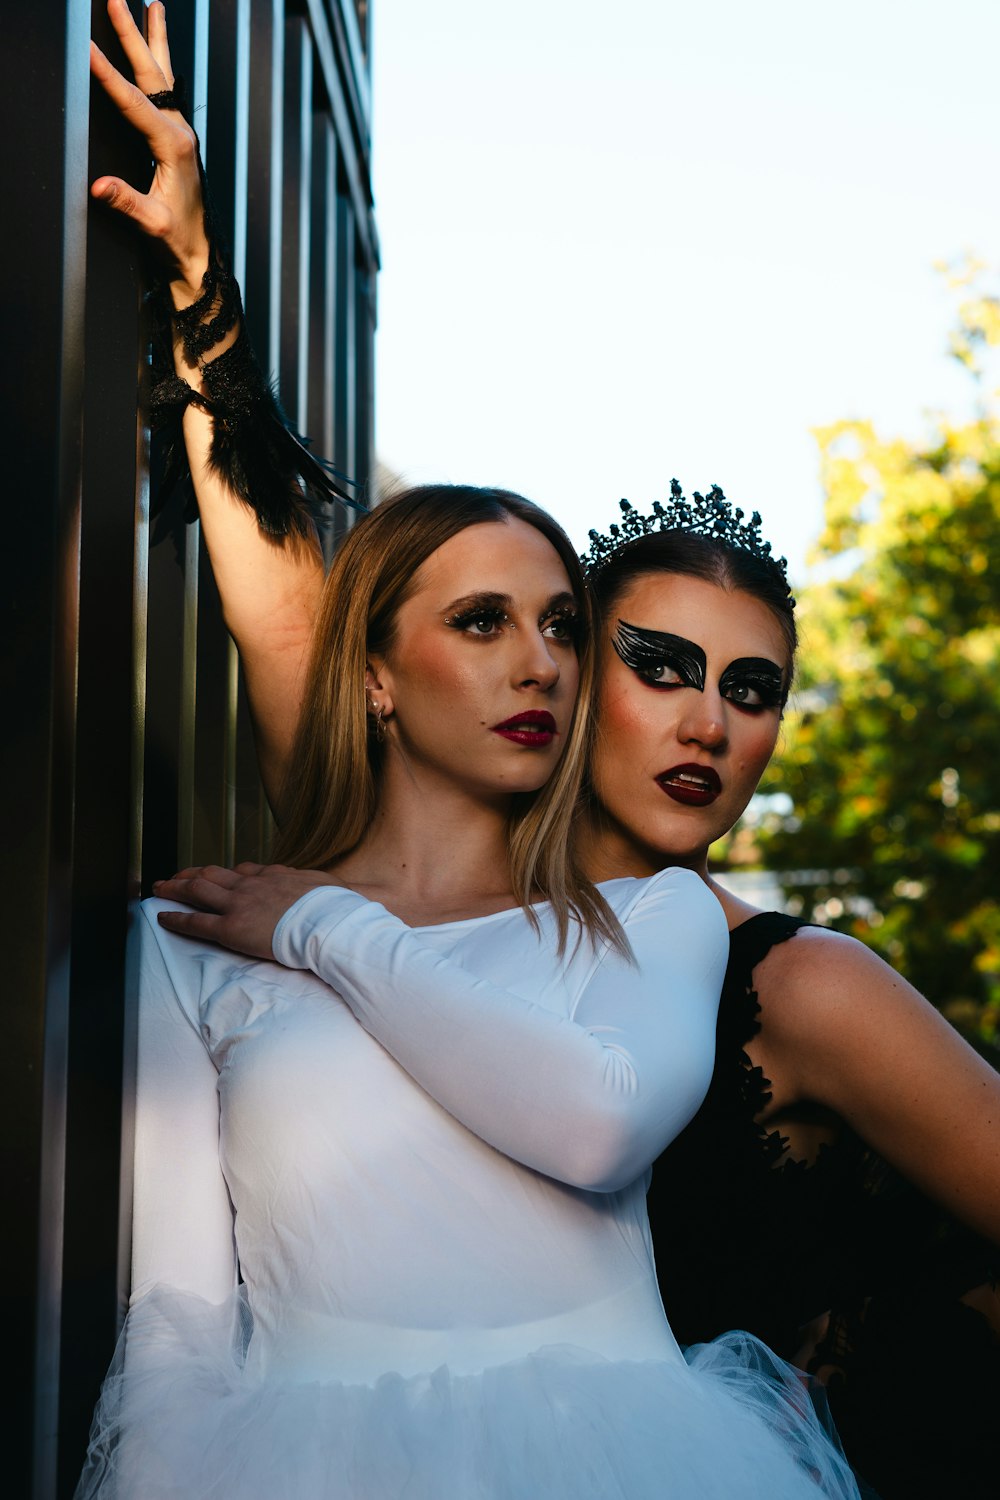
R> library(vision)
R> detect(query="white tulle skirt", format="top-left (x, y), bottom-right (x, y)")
top-left (75, 1287), bottom-right (861, 1500)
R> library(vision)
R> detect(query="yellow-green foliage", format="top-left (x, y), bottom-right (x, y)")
top-left (755, 262), bottom-right (1000, 1046)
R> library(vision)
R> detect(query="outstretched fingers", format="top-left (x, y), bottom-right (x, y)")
top-left (144, 1), bottom-right (175, 86)
top-left (89, 38), bottom-right (174, 150)
top-left (90, 1), bottom-right (208, 272)
top-left (89, 41), bottom-right (173, 234)
top-left (106, 0), bottom-right (172, 95)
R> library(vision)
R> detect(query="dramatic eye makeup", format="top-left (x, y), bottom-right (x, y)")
top-left (444, 592), bottom-right (581, 643)
top-left (612, 620), bottom-right (707, 690)
top-left (718, 657), bottom-right (785, 711)
top-left (538, 591), bottom-right (583, 645)
top-left (540, 608), bottom-right (583, 644)
top-left (444, 593), bottom-right (510, 637)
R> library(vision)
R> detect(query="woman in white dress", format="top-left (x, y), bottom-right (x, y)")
top-left (74, 485), bottom-right (866, 1500)
top-left (80, 5), bottom-right (863, 1496)
top-left (75, 481), bottom-right (860, 1498)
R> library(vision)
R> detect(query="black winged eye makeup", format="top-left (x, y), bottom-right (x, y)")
top-left (613, 622), bottom-right (784, 710)
top-left (612, 621), bottom-right (707, 690)
top-left (718, 658), bottom-right (785, 710)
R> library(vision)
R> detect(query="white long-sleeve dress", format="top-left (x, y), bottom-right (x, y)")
top-left (76, 868), bottom-right (860, 1499)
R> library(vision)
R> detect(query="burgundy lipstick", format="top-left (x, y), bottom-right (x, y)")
top-left (655, 763), bottom-right (722, 807)
top-left (491, 710), bottom-right (557, 748)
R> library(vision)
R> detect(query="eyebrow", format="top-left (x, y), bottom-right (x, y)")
top-left (442, 591), bottom-right (511, 617)
top-left (612, 620), bottom-right (707, 690)
top-left (719, 656), bottom-right (785, 682)
top-left (442, 590), bottom-right (578, 618)
top-left (719, 656), bottom-right (786, 703)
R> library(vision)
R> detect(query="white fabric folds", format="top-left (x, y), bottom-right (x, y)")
top-left (75, 872), bottom-right (861, 1498)
top-left (77, 1286), bottom-right (860, 1500)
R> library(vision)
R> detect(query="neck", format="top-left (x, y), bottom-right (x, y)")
top-left (574, 801), bottom-right (710, 884)
top-left (329, 749), bottom-right (520, 921)
top-left (574, 803), bottom-right (760, 931)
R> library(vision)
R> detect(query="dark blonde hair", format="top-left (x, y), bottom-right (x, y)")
top-left (274, 484), bottom-right (625, 954)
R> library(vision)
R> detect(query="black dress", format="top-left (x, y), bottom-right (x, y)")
top-left (651, 912), bottom-right (1000, 1500)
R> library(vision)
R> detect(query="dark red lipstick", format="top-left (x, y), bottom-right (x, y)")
top-left (491, 710), bottom-right (557, 747)
top-left (655, 763), bottom-right (722, 807)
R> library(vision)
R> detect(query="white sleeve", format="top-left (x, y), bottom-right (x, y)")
top-left (272, 872), bottom-right (727, 1192)
top-left (130, 903), bottom-right (239, 1304)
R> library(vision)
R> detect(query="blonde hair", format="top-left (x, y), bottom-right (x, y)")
top-left (273, 484), bottom-right (625, 955)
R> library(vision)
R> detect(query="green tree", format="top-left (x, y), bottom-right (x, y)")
top-left (754, 262), bottom-right (1000, 1047)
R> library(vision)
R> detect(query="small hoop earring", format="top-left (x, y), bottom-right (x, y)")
top-left (368, 696), bottom-right (386, 744)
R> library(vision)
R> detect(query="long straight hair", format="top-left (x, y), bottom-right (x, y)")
top-left (273, 484), bottom-right (626, 954)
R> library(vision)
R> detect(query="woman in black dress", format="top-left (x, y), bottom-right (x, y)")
top-left (577, 502), bottom-right (1000, 1499)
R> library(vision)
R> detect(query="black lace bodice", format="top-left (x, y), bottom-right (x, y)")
top-left (651, 912), bottom-right (1000, 1499)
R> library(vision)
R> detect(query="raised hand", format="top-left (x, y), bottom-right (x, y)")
top-left (90, 0), bottom-right (208, 295)
top-left (90, 2), bottom-right (328, 809)
top-left (153, 863), bottom-right (344, 960)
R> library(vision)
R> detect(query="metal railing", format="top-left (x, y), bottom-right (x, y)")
top-left (3, 2), bottom-right (377, 1494)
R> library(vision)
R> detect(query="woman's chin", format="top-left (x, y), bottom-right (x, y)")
top-left (489, 749), bottom-right (567, 796)
top-left (628, 809), bottom-right (719, 872)
top-left (501, 766), bottom-right (562, 797)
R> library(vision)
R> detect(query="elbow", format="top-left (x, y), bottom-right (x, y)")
top-left (572, 1164), bottom-right (643, 1195)
top-left (553, 1080), bottom-right (712, 1193)
top-left (550, 1111), bottom-right (654, 1194)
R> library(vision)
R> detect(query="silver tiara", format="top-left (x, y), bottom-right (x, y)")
top-left (582, 479), bottom-right (793, 603)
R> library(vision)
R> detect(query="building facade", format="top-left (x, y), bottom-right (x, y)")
top-left (3, 3), bottom-right (376, 1494)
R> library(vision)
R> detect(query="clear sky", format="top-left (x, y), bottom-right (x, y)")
top-left (370, 0), bottom-right (1000, 585)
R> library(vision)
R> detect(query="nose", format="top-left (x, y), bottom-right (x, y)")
top-left (676, 690), bottom-right (728, 751)
top-left (515, 627), bottom-right (563, 692)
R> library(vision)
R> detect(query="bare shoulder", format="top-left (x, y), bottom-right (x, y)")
top-left (754, 922), bottom-right (998, 1125)
top-left (748, 919), bottom-right (1000, 1242)
top-left (753, 924), bottom-right (913, 1043)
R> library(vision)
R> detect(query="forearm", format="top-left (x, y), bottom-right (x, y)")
top-left (273, 874), bottom-right (725, 1190)
top-left (155, 210), bottom-right (325, 807)
top-left (92, 0), bottom-right (332, 808)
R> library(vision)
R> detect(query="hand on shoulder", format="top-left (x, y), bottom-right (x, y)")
top-left (153, 863), bottom-right (343, 961)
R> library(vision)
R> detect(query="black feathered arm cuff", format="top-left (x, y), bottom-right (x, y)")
top-left (147, 165), bottom-right (362, 541)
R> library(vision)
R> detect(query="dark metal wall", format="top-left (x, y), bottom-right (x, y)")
top-left (3, 3), bottom-right (376, 1495)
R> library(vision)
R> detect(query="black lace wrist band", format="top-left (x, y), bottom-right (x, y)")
top-left (147, 136), bottom-right (363, 540)
top-left (149, 307), bottom-right (363, 540)
top-left (172, 259), bottom-right (243, 363)
top-left (146, 77), bottom-right (189, 115)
